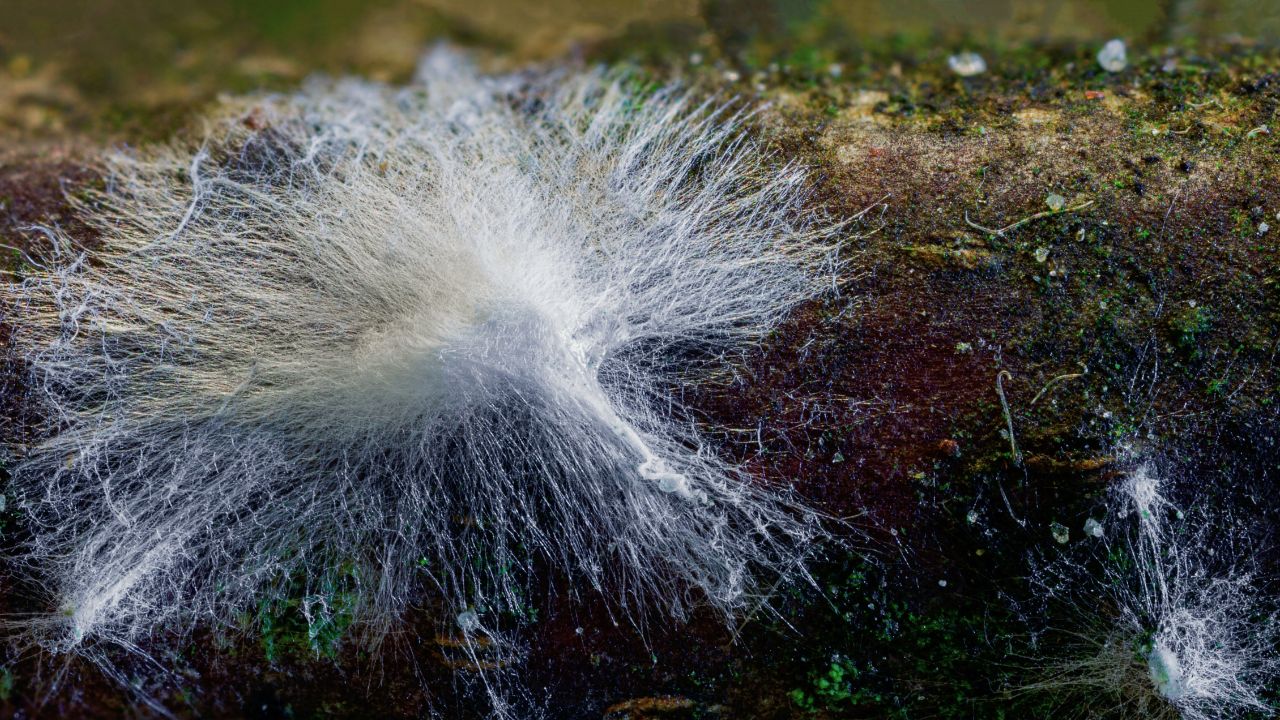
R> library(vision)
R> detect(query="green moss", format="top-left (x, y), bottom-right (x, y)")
top-left (1168, 305), bottom-right (1213, 352)
top-left (250, 567), bottom-right (360, 664)
top-left (773, 557), bottom-right (1018, 719)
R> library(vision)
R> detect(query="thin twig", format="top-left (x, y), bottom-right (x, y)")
top-left (996, 370), bottom-right (1021, 466)
top-left (1030, 373), bottom-right (1084, 406)
top-left (965, 200), bottom-right (1095, 238)
top-left (851, 192), bottom-right (892, 221)
top-left (964, 213), bottom-right (1002, 236)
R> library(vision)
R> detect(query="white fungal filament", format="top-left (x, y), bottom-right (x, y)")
top-left (2, 47), bottom-right (838, 692)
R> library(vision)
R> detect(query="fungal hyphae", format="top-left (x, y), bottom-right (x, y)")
top-left (1018, 461), bottom-right (1279, 719)
top-left (1, 48), bottom-right (837, 691)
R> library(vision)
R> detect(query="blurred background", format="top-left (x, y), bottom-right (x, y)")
top-left (2, 0), bottom-right (1278, 136)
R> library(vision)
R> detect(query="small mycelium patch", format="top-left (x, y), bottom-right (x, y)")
top-left (1, 48), bottom-right (837, 674)
top-left (1018, 461), bottom-right (1279, 719)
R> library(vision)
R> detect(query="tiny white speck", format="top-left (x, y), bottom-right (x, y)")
top-left (456, 610), bottom-right (480, 632)
top-left (948, 52), bottom-right (987, 77)
top-left (1097, 39), bottom-right (1127, 73)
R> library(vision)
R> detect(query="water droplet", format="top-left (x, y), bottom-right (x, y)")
top-left (1097, 39), bottom-right (1127, 73)
top-left (1051, 521), bottom-right (1070, 544)
top-left (456, 610), bottom-right (480, 632)
top-left (1084, 518), bottom-right (1103, 538)
top-left (1148, 641), bottom-right (1186, 701)
top-left (948, 52), bottom-right (987, 77)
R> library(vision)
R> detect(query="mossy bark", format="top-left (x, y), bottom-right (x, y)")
top-left (1, 11), bottom-right (1279, 718)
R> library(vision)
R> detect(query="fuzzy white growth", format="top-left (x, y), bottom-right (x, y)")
top-left (3, 50), bottom-right (834, 661)
top-left (1020, 462), bottom-right (1279, 719)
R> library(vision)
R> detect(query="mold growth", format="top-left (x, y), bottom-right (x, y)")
top-left (1018, 460), bottom-right (1279, 719)
top-left (0, 47), bottom-right (838, 697)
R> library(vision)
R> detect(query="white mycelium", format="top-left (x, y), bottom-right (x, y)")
top-left (1022, 462), bottom-right (1278, 719)
top-left (2, 50), bottom-right (837, 668)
